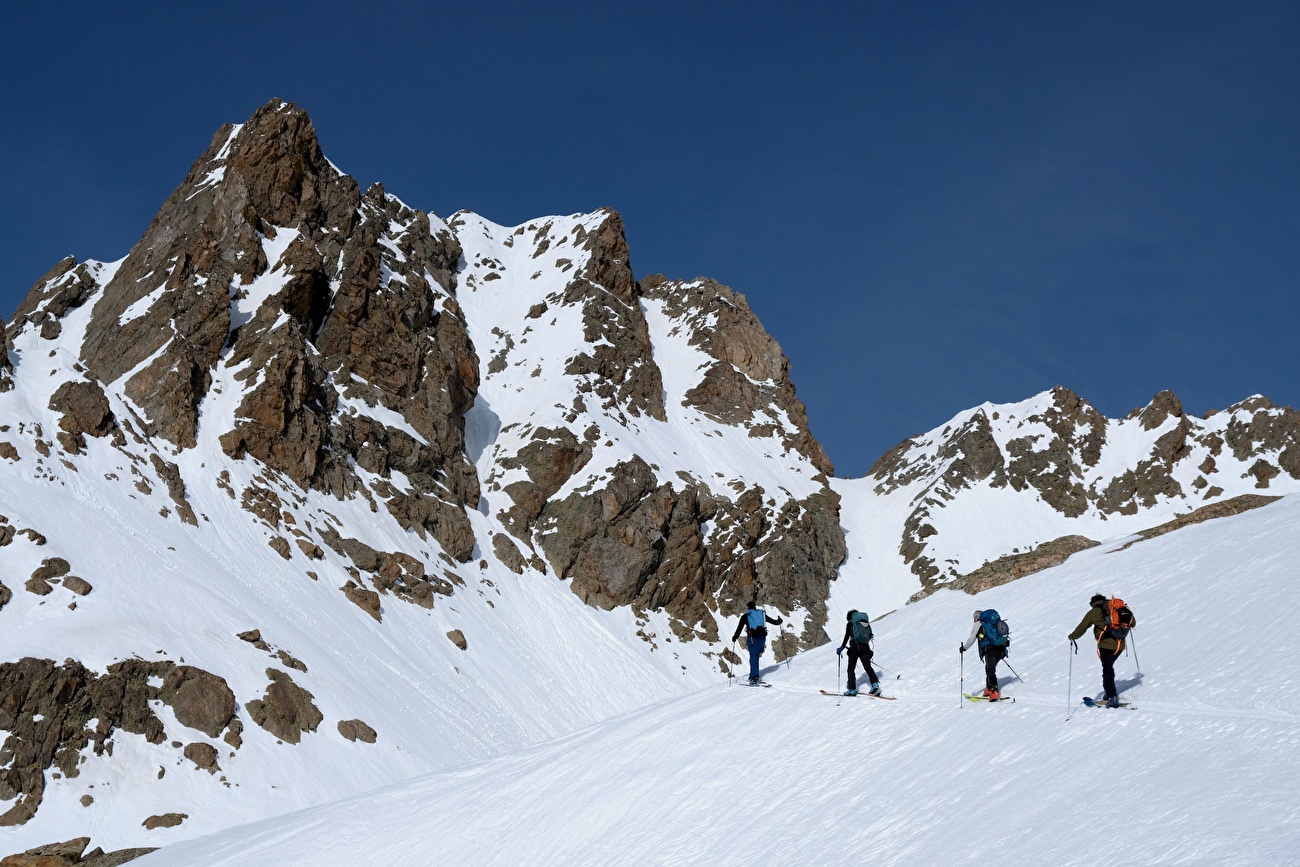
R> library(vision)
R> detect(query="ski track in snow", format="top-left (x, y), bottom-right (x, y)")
top-left (138, 496), bottom-right (1300, 866)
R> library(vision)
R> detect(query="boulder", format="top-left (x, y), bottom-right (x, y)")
top-left (182, 742), bottom-right (219, 773)
top-left (245, 669), bottom-right (322, 744)
top-left (62, 577), bottom-right (92, 597)
top-left (337, 719), bottom-right (377, 743)
top-left (48, 381), bottom-right (116, 446)
top-left (141, 813), bottom-right (186, 831)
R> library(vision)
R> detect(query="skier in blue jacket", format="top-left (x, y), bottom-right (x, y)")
top-left (731, 601), bottom-right (783, 685)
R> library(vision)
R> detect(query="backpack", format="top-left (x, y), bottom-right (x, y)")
top-left (746, 609), bottom-right (766, 631)
top-left (850, 611), bottom-right (873, 645)
top-left (979, 609), bottom-right (1011, 650)
top-left (1103, 598), bottom-right (1135, 644)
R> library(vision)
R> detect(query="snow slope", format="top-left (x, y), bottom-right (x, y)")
top-left (139, 494), bottom-right (1300, 865)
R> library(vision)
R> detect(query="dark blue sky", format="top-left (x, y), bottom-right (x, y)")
top-left (3, 2), bottom-right (1297, 476)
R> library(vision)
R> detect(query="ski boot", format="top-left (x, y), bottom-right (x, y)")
top-left (869, 682), bottom-right (882, 697)
top-left (844, 688), bottom-right (857, 697)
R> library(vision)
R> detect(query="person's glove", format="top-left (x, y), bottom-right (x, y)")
top-left (836, 646), bottom-right (845, 657)
top-left (1070, 639), bottom-right (1078, 652)
top-left (959, 644), bottom-right (966, 654)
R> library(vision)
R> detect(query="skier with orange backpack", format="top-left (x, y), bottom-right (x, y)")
top-left (1068, 593), bottom-right (1137, 708)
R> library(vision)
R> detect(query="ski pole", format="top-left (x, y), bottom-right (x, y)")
top-left (1066, 640), bottom-right (1075, 720)
top-left (959, 648), bottom-right (964, 708)
top-left (872, 661), bottom-right (903, 680)
top-left (730, 639), bottom-right (737, 686)
top-left (780, 619), bottom-right (790, 670)
top-left (1000, 657), bottom-right (1026, 684)
top-left (1129, 631), bottom-right (1142, 676)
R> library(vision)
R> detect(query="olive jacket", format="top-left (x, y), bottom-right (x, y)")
top-left (1068, 604), bottom-right (1137, 652)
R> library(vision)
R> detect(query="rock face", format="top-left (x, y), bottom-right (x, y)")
top-left (455, 213), bottom-right (847, 651)
top-left (10, 100), bottom-right (480, 565)
top-left (858, 386), bottom-right (1300, 597)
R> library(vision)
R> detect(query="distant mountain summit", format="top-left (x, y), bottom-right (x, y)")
top-left (832, 385), bottom-right (1300, 613)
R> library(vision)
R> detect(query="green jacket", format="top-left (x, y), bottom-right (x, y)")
top-left (1068, 604), bottom-right (1137, 652)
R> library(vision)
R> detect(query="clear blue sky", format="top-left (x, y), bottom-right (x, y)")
top-left (3, 2), bottom-right (1297, 476)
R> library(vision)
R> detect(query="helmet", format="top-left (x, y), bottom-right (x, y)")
top-left (846, 609), bottom-right (857, 620)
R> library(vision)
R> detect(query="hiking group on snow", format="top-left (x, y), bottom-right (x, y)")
top-left (732, 593), bottom-right (1138, 708)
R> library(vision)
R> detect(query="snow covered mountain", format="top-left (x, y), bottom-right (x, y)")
top-left (0, 99), bottom-right (841, 853)
top-left (832, 385), bottom-right (1300, 617)
top-left (2, 99), bottom-right (1299, 861)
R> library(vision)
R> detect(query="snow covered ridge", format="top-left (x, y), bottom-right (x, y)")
top-left (830, 385), bottom-right (1300, 617)
top-left (0, 98), bottom-right (842, 850)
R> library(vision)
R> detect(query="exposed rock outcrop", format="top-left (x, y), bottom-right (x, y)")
top-left (535, 457), bottom-right (843, 650)
top-left (640, 275), bottom-right (833, 475)
top-left (0, 659), bottom-right (236, 825)
top-left (245, 669), bottom-right (322, 744)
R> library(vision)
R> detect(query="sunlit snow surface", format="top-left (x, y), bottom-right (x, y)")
top-left (142, 497), bottom-right (1300, 866)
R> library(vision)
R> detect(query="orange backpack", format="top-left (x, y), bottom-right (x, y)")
top-left (1101, 597), bottom-right (1135, 649)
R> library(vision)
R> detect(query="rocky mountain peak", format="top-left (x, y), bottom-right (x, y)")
top-left (850, 385), bottom-right (1300, 598)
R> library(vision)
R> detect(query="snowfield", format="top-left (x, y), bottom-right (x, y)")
top-left (137, 495), bottom-right (1300, 865)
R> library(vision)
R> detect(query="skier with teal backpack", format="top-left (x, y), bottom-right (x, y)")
top-left (731, 598), bottom-right (784, 685)
top-left (960, 609), bottom-right (1011, 700)
top-left (835, 610), bottom-right (880, 696)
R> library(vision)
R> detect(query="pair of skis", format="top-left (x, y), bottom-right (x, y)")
top-left (819, 689), bottom-right (896, 700)
top-left (963, 692), bottom-right (1015, 704)
top-left (1081, 696), bottom-right (1136, 710)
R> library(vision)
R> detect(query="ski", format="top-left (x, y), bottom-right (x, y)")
top-left (747, 681), bottom-right (772, 688)
top-left (1081, 697), bottom-right (1135, 709)
top-left (820, 690), bottom-right (897, 700)
top-left (963, 693), bottom-right (1015, 703)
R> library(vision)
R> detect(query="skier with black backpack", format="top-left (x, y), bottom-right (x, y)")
top-left (960, 609), bottom-right (1011, 700)
top-left (1068, 593), bottom-right (1137, 708)
top-left (731, 598), bottom-right (784, 685)
top-left (835, 610), bottom-right (880, 696)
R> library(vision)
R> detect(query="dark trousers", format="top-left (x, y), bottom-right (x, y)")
top-left (747, 635), bottom-right (766, 681)
top-left (983, 645), bottom-right (1006, 690)
top-left (1099, 646), bottom-right (1119, 699)
top-left (847, 642), bottom-right (875, 690)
